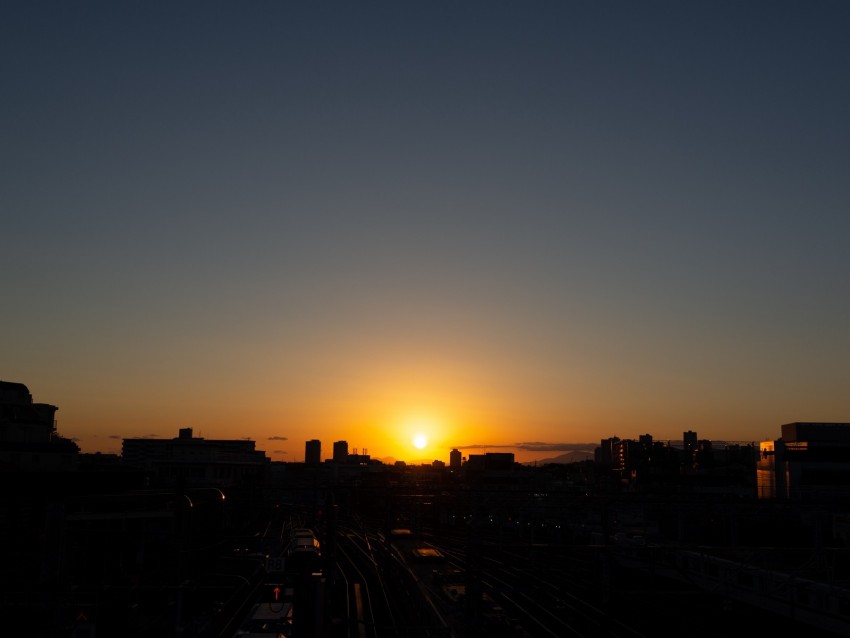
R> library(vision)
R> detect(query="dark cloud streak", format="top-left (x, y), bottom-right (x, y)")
top-left (515, 442), bottom-right (597, 452)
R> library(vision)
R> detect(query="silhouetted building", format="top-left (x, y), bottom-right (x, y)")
top-left (305, 439), bottom-right (321, 465)
top-left (0, 380), bottom-right (79, 471)
top-left (596, 437), bottom-right (637, 479)
top-left (450, 448), bottom-right (462, 470)
top-left (684, 429), bottom-right (698, 452)
top-left (122, 427), bottom-right (268, 487)
top-left (465, 452), bottom-right (514, 472)
top-left (333, 440), bottom-right (348, 463)
top-left (758, 422), bottom-right (850, 501)
top-left (596, 436), bottom-right (621, 468)
top-left (344, 447), bottom-right (371, 465)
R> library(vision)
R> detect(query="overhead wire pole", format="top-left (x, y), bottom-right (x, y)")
top-left (174, 469), bottom-right (192, 638)
top-left (464, 482), bottom-right (483, 632)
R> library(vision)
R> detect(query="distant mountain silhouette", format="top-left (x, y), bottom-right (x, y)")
top-left (523, 450), bottom-right (594, 465)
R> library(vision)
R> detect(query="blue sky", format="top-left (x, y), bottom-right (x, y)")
top-left (2, 1), bottom-right (849, 462)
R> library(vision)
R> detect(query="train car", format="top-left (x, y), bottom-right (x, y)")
top-left (286, 529), bottom-right (322, 575)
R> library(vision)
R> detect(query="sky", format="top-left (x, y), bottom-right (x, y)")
top-left (2, 1), bottom-right (849, 464)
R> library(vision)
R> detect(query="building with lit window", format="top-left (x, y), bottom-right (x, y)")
top-left (758, 422), bottom-right (850, 501)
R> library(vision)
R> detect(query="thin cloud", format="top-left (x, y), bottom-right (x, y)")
top-left (108, 435), bottom-right (122, 439)
top-left (268, 436), bottom-right (288, 441)
top-left (515, 442), bottom-right (597, 452)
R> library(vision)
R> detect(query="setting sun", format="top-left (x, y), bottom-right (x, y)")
top-left (384, 411), bottom-right (448, 460)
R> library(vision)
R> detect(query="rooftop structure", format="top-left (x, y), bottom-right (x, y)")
top-left (0, 380), bottom-right (78, 471)
top-left (122, 427), bottom-right (268, 487)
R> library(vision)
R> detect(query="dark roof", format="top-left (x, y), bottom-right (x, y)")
top-left (0, 381), bottom-right (32, 402)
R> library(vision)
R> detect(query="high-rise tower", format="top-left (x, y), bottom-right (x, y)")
top-left (333, 440), bottom-right (348, 463)
top-left (305, 439), bottom-right (321, 465)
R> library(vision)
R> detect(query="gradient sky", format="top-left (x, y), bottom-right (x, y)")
top-left (3, 1), bottom-right (849, 464)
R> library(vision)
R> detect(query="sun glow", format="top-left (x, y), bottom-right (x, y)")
top-left (412, 433), bottom-right (428, 450)
top-left (382, 409), bottom-right (451, 461)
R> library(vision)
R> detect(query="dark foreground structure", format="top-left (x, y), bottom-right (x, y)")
top-left (2, 381), bottom-right (850, 637)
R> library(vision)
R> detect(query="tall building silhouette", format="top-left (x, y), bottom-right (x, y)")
top-left (333, 440), bottom-right (348, 463)
top-left (305, 439), bottom-right (321, 465)
top-left (450, 448), bottom-right (462, 469)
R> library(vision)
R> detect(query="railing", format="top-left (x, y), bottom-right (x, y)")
top-left (614, 544), bottom-right (850, 635)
